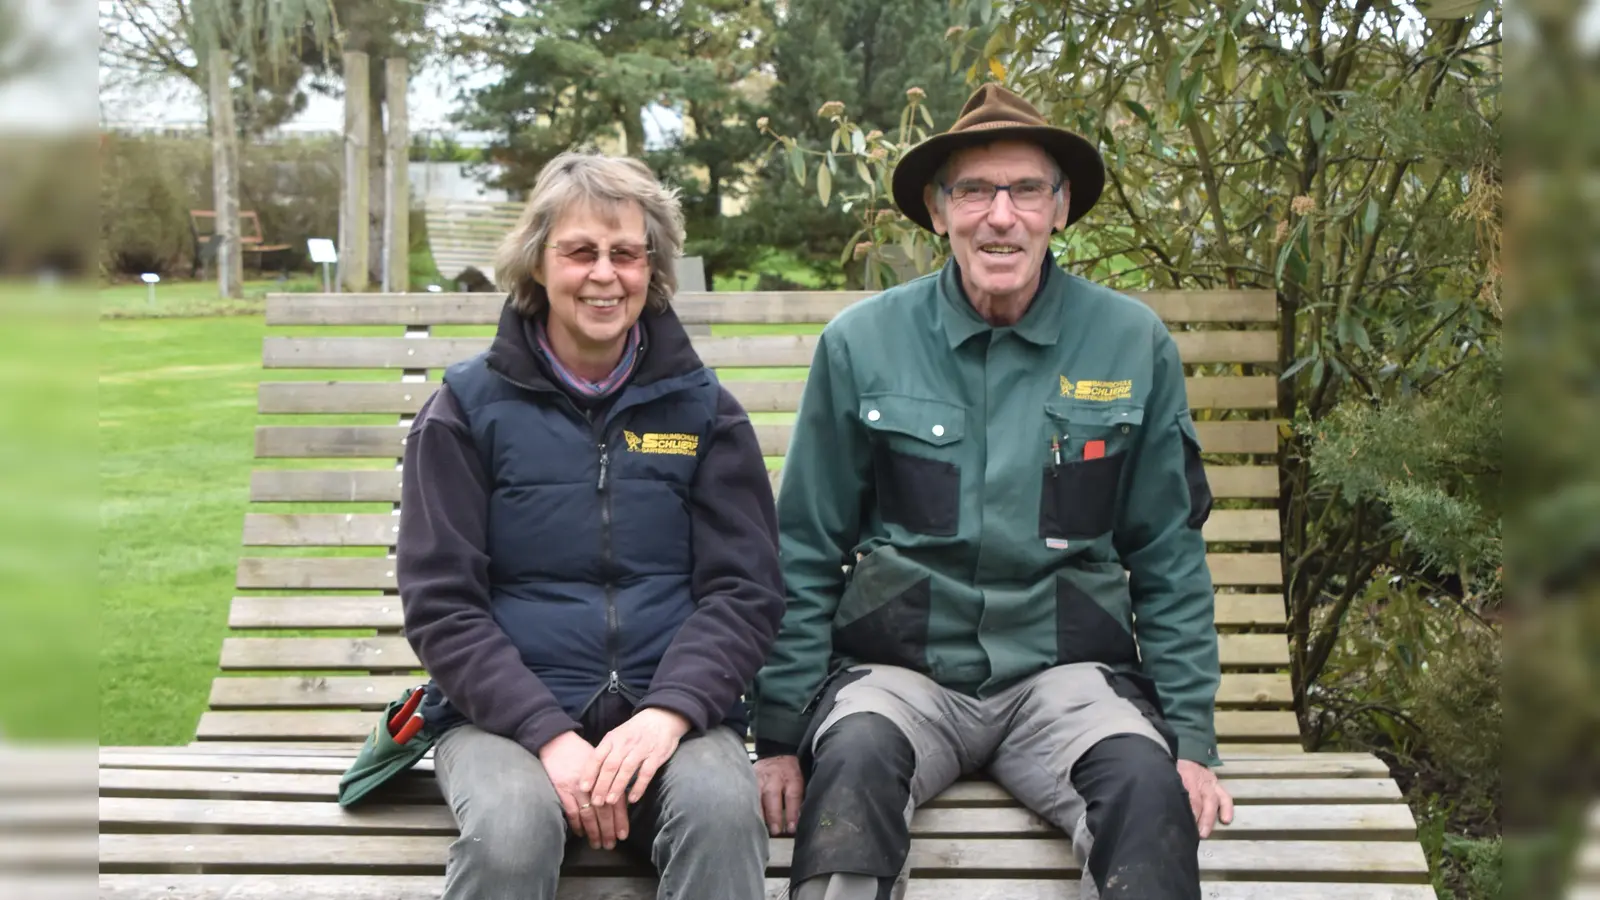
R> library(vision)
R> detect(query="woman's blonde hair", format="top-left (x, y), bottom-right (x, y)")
top-left (494, 152), bottom-right (686, 316)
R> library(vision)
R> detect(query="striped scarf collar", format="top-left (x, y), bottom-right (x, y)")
top-left (533, 316), bottom-right (645, 400)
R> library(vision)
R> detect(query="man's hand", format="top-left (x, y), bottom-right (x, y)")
top-left (538, 731), bottom-right (613, 847)
top-left (580, 708), bottom-right (691, 847)
top-left (754, 754), bottom-right (805, 836)
top-left (1176, 759), bottom-right (1234, 838)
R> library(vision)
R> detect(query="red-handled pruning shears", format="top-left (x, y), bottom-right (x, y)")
top-left (388, 685), bottom-right (427, 745)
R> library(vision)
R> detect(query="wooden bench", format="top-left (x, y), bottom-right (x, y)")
top-left (97, 287), bottom-right (1436, 898)
top-left (422, 199), bottom-right (524, 282)
top-left (188, 209), bottom-right (292, 277)
top-left (424, 199), bottom-right (709, 297)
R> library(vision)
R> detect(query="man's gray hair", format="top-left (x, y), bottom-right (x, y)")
top-left (494, 152), bottom-right (686, 316)
top-left (930, 146), bottom-right (1066, 216)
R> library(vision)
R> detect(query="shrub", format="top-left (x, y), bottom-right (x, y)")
top-left (99, 132), bottom-right (343, 278)
top-left (99, 136), bottom-right (204, 277)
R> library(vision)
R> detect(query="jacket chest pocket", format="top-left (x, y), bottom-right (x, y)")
top-left (859, 393), bottom-right (966, 537)
top-left (1039, 399), bottom-right (1143, 540)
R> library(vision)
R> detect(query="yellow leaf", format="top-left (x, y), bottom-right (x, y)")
top-left (817, 163), bottom-right (832, 207)
top-left (988, 57), bottom-right (1006, 81)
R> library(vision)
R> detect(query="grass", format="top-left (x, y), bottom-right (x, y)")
top-left (99, 276), bottom-right (324, 320)
top-left (0, 283), bottom-right (97, 741)
top-left (100, 315), bottom-right (270, 745)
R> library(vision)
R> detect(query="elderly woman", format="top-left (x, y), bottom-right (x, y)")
top-left (397, 151), bottom-right (784, 899)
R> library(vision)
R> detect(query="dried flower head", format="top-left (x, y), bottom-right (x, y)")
top-left (817, 101), bottom-right (846, 118)
top-left (865, 129), bottom-right (883, 143)
top-left (1274, 220), bottom-right (1289, 243)
top-left (945, 26), bottom-right (966, 39)
top-left (1291, 195), bottom-right (1316, 216)
top-left (869, 147), bottom-right (887, 161)
top-left (853, 240), bottom-right (874, 259)
top-left (755, 116), bottom-right (769, 132)
top-left (906, 87), bottom-right (926, 102)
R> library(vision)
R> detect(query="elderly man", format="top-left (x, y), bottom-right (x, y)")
top-left (749, 84), bottom-right (1232, 900)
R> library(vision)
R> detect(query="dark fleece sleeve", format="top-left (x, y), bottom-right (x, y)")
top-left (397, 384), bottom-right (581, 756)
top-left (637, 385), bottom-right (786, 733)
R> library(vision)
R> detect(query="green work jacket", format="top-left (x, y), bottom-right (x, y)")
top-left (750, 258), bottom-right (1223, 767)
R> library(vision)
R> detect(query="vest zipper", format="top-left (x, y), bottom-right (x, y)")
top-left (597, 439), bottom-right (621, 695)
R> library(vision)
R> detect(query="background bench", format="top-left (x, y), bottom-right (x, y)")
top-left (188, 209), bottom-right (291, 278)
top-left (423, 198), bottom-right (706, 297)
top-left (97, 286), bottom-right (1437, 897)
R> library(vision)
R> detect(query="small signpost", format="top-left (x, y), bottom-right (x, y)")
top-left (308, 239), bottom-right (339, 293)
top-left (141, 272), bottom-right (160, 307)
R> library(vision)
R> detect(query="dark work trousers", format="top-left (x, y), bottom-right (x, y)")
top-left (787, 663), bottom-right (1201, 900)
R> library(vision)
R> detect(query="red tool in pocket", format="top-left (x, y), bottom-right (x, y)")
top-left (388, 685), bottom-right (427, 745)
top-left (1083, 439), bottom-right (1106, 460)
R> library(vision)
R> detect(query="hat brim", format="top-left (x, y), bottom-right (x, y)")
top-left (891, 125), bottom-right (1106, 234)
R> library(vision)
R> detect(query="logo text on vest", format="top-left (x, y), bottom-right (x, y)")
top-left (1060, 377), bottom-right (1133, 401)
top-left (623, 430), bottom-right (699, 456)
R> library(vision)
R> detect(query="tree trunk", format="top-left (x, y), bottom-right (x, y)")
top-left (621, 103), bottom-right (645, 157)
top-left (339, 51), bottom-right (371, 292)
top-left (383, 57), bottom-right (410, 292)
top-left (367, 62), bottom-right (388, 288)
top-left (207, 49), bottom-right (242, 299)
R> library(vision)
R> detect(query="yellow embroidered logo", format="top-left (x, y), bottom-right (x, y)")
top-left (1061, 377), bottom-right (1133, 401)
top-left (629, 432), bottom-right (699, 456)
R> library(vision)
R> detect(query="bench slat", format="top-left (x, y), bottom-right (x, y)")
top-left (96, 833), bottom-right (1426, 878)
top-left (260, 374), bottom-right (1279, 415)
top-left (204, 671), bottom-right (1293, 710)
top-left (249, 463), bottom-right (1282, 502)
top-left (100, 749), bottom-right (1388, 777)
top-left (254, 420), bottom-right (1282, 459)
top-left (98, 796), bottom-right (1414, 840)
top-left (265, 290), bottom-right (1279, 327)
top-left (234, 554), bottom-right (1284, 590)
top-left (241, 508), bottom-right (1281, 547)
top-left (217, 631), bottom-right (1289, 672)
top-left (104, 769), bottom-right (1398, 805)
top-left (97, 874), bottom-right (1441, 900)
top-left (189, 707), bottom-right (1301, 743)
top-left (263, 332), bottom-right (1278, 370)
top-left (228, 592), bottom-right (1287, 631)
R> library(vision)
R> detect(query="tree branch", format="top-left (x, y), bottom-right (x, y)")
top-left (1339, 18), bottom-right (1472, 317)
top-left (1303, 515), bottom-right (1382, 689)
top-left (1184, 114), bottom-right (1239, 288)
top-left (1104, 164), bottom-right (1180, 287)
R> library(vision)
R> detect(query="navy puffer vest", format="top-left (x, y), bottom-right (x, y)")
top-left (434, 316), bottom-right (729, 730)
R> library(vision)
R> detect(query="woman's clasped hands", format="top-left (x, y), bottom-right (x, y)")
top-left (537, 708), bottom-right (692, 850)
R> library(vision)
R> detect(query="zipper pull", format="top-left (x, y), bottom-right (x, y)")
top-left (607, 670), bottom-right (622, 694)
top-left (597, 443), bottom-right (609, 491)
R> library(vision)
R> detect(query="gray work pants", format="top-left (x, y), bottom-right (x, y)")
top-left (433, 722), bottom-right (769, 899)
top-left (789, 663), bottom-right (1197, 900)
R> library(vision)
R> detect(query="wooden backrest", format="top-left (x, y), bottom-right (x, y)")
top-left (188, 209), bottom-right (268, 246)
top-left (210, 287), bottom-right (1297, 754)
top-left (422, 200), bottom-right (525, 280)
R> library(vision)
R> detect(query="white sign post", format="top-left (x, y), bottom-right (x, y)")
top-left (307, 239), bottom-right (339, 293)
top-left (140, 272), bottom-right (160, 307)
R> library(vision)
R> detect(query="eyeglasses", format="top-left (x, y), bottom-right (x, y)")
top-left (941, 179), bottom-right (1062, 212)
top-left (546, 240), bottom-right (652, 270)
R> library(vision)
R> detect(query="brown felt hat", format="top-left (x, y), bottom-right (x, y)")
top-left (892, 83), bottom-right (1105, 234)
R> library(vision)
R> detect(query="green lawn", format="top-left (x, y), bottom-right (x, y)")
top-left (99, 276), bottom-right (324, 320)
top-left (1, 285), bottom-right (97, 741)
top-left (100, 315), bottom-right (270, 745)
